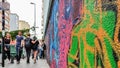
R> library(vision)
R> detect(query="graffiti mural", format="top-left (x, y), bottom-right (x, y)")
top-left (45, 0), bottom-right (120, 68)
top-left (45, 0), bottom-right (59, 68)
top-left (58, 0), bottom-right (73, 68)
top-left (68, 0), bottom-right (120, 68)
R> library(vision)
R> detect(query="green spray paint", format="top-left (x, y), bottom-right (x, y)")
top-left (104, 37), bottom-right (117, 68)
top-left (68, 0), bottom-right (117, 68)
top-left (68, 36), bottom-right (78, 63)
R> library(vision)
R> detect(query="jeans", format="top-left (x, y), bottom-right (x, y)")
top-left (39, 49), bottom-right (42, 58)
top-left (39, 49), bottom-right (44, 58)
top-left (5, 50), bottom-right (10, 60)
top-left (16, 46), bottom-right (22, 62)
top-left (5, 44), bottom-right (10, 60)
top-left (25, 48), bottom-right (31, 63)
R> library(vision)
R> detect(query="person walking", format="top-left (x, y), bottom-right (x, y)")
top-left (24, 33), bottom-right (32, 63)
top-left (38, 40), bottom-right (43, 59)
top-left (15, 31), bottom-right (24, 64)
top-left (31, 36), bottom-right (39, 64)
top-left (4, 33), bottom-right (11, 62)
top-left (40, 40), bottom-right (46, 59)
top-left (10, 39), bottom-right (16, 63)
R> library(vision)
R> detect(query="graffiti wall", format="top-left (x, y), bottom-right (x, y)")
top-left (45, 0), bottom-right (120, 68)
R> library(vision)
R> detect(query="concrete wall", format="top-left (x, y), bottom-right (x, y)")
top-left (45, 0), bottom-right (120, 68)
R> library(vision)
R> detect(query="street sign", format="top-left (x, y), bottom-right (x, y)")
top-left (0, 2), bottom-right (10, 10)
top-left (30, 26), bottom-right (39, 31)
top-left (31, 26), bottom-right (35, 31)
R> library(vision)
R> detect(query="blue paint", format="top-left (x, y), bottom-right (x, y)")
top-left (49, 0), bottom-right (59, 68)
top-left (64, 0), bottom-right (72, 20)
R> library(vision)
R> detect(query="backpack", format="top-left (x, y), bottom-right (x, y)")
top-left (25, 38), bottom-right (31, 48)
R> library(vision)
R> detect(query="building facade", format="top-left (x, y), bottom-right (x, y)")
top-left (0, 0), bottom-right (10, 31)
top-left (42, 0), bottom-right (52, 39)
top-left (41, 0), bottom-right (44, 39)
top-left (18, 20), bottom-right (30, 30)
top-left (9, 13), bottom-right (19, 31)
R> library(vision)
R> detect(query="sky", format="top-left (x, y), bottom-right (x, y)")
top-left (7, 0), bottom-right (42, 39)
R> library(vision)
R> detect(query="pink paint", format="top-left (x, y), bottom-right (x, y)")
top-left (51, 51), bottom-right (56, 68)
top-left (58, 0), bottom-right (73, 68)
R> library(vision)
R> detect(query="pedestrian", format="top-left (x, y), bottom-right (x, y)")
top-left (31, 36), bottom-right (39, 64)
top-left (40, 40), bottom-right (46, 59)
top-left (10, 39), bottom-right (16, 63)
top-left (24, 33), bottom-right (32, 63)
top-left (15, 31), bottom-right (24, 64)
top-left (38, 40), bottom-right (43, 59)
top-left (10, 39), bottom-right (16, 45)
top-left (4, 33), bottom-right (11, 62)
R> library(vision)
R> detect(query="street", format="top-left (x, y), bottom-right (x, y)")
top-left (0, 54), bottom-right (49, 68)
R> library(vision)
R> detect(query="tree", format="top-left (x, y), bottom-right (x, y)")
top-left (0, 29), bottom-right (30, 40)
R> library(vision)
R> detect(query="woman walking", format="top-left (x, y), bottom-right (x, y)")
top-left (31, 36), bottom-right (39, 64)
top-left (15, 31), bottom-right (24, 64)
top-left (4, 33), bottom-right (11, 62)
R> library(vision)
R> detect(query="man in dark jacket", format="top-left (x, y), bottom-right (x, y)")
top-left (24, 33), bottom-right (32, 63)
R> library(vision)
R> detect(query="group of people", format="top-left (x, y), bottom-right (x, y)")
top-left (2, 31), bottom-right (46, 64)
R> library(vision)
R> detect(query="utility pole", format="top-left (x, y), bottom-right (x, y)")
top-left (2, 0), bottom-right (5, 67)
top-left (34, 3), bottom-right (36, 36)
top-left (30, 2), bottom-right (36, 36)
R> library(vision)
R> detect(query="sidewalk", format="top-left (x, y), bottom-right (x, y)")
top-left (0, 54), bottom-right (50, 68)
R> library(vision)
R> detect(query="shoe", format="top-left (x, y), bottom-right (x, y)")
top-left (34, 60), bottom-right (36, 64)
top-left (27, 61), bottom-right (30, 64)
top-left (11, 62), bottom-right (14, 64)
top-left (17, 61), bottom-right (20, 64)
top-left (39, 57), bottom-right (42, 59)
top-left (11, 59), bottom-right (14, 64)
top-left (27, 62), bottom-right (30, 64)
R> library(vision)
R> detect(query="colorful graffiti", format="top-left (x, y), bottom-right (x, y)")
top-left (45, 0), bottom-right (120, 68)
top-left (58, 0), bottom-right (73, 68)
